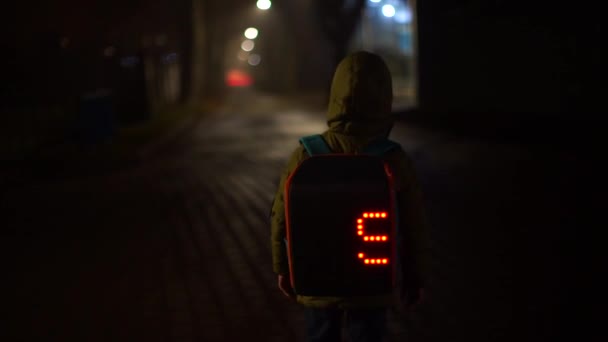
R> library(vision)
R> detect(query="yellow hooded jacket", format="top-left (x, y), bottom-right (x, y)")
top-left (270, 51), bottom-right (431, 308)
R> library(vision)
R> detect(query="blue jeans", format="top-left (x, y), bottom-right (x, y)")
top-left (304, 308), bottom-right (388, 342)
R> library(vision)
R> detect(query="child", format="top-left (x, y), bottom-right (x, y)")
top-left (270, 51), bottom-right (431, 342)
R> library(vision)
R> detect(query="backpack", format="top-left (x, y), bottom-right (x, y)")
top-left (284, 134), bottom-right (401, 297)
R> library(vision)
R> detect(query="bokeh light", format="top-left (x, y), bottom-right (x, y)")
top-left (241, 40), bottom-right (255, 52)
top-left (244, 27), bottom-right (259, 39)
top-left (395, 7), bottom-right (413, 24)
top-left (256, 0), bottom-right (271, 10)
top-left (225, 69), bottom-right (253, 87)
top-left (382, 4), bottom-right (396, 18)
top-left (248, 54), bottom-right (261, 66)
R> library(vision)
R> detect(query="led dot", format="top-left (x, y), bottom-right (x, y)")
top-left (358, 253), bottom-right (364, 258)
top-left (358, 231), bottom-right (363, 236)
top-left (377, 236), bottom-right (382, 241)
top-left (371, 259), bottom-right (376, 264)
top-left (381, 212), bottom-right (387, 218)
top-left (382, 236), bottom-right (387, 241)
top-left (357, 225), bottom-right (363, 229)
top-left (363, 213), bottom-right (369, 218)
top-left (382, 259), bottom-right (388, 264)
top-left (370, 237), bottom-right (375, 241)
top-left (375, 213), bottom-right (380, 218)
top-left (364, 237), bottom-right (369, 241)
top-left (365, 259), bottom-right (370, 264)
top-left (357, 219), bottom-right (363, 223)
top-left (376, 259), bottom-right (381, 264)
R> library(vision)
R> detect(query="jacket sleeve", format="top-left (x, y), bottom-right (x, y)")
top-left (270, 146), bottom-right (306, 275)
top-left (392, 149), bottom-right (432, 290)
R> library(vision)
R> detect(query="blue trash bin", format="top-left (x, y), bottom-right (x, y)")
top-left (76, 89), bottom-right (116, 145)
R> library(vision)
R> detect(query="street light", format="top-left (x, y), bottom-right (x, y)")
top-left (395, 6), bottom-right (413, 24)
top-left (257, 0), bottom-right (271, 10)
top-left (241, 40), bottom-right (255, 52)
top-left (244, 27), bottom-right (259, 39)
top-left (248, 54), bottom-right (261, 66)
top-left (382, 4), bottom-right (396, 18)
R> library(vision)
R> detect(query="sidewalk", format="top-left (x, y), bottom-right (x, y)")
top-left (0, 101), bottom-right (220, 192)
top-left (213, 89), bottom-right (326, 118)
top-left (3, 103), bottom-right (588, 341)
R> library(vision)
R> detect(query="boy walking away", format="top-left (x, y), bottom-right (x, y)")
top-left (270, 51), bottom-right (431, 342)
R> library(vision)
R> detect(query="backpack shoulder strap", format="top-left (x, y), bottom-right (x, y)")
top-left (299, 134), bottom-right (332, 156)
top-left (361, 138), bottom-right (401, 156)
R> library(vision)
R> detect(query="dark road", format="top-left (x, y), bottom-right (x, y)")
top-left (2, 93), bottom-right (581, 341)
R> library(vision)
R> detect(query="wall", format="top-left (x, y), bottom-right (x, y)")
top-left (415, 0), bottom-right (601, 118)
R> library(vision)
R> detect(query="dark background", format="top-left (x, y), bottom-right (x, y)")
top-left (1, 0), bottom-right (602, 341)
top-left (1, 1), bottom-right (602, 141)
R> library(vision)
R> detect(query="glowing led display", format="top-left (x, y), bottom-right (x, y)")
top-left (363, 258), bottom-right (390, 265)
top-left (356, 211), bottom-right (390, 266)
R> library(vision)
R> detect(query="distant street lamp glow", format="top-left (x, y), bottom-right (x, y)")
top-left (257, 0), bottom-right (271, 10)
top-left (248, 54), bottom-right (261, 66)
top-left (244, 27), bottom-right (259, 39)
top-left (369, 0), bottom-right (381, 3)
top-left (382, 4), bottom-right (396, 18)
top-left (241, 40), bottom-right (255, 52)
top-left (395, 7), bottom-right (413, 24)
top-left (226, 69), bottom-right (253, 87)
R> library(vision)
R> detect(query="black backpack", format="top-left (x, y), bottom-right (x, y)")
top-left (284, 134), bottom-right (401, 297)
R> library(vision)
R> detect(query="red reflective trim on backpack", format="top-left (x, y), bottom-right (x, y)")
top-left (384, 162), bottom-right (398, 288)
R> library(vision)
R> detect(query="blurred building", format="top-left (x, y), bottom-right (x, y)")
top-left (348, 0), bottom-right (417, 110)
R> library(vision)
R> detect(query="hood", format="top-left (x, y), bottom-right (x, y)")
top-left (326, 51), bottom-right (394, 138)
